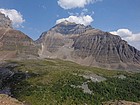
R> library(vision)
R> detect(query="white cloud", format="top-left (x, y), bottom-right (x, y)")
top-left (110, 29), bottom-right (132, 39)
top-left (110, 29), bottom-right (140, 50)
top-left (82, 8), bottom-right (88, 12)
top-left (58, 0), bottom-right (101, 9)
top-left (68, 8), bottom-right (94, 16)
top-left (81, 8), bottom-right (94, 16)
top-left (0, 8), bottom-right (25, 28)
top-left (42, 5), bottom-right (47, 9)
top-left (56, 15), bottom-right (93, 26)
top-left (110, 29), bottom-right (140, 41)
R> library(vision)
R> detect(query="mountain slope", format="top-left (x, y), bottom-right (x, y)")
top-left (37, 21), bottom-right (140, 71)
top-left (0, 12), bottom-right (38, 60)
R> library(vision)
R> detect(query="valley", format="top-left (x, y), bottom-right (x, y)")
top-left (0, 59), bottom-right (140, 105)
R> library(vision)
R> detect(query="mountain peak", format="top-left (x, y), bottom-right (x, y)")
top-left (0, 12), bottom-right (12, 29)
top-left (58, 20), bottom-right (76, 26)
top-left (50, 21), bottom-right (93, 35)
top-left (37, 22), bottom-right (140, 70)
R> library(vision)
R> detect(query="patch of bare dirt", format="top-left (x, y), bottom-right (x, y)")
top-left (0, 94), bottom-right (24, 105)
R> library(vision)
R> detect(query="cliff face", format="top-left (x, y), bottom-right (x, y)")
top-left (0, 12), bottom-right (38, 60)
top-left (37, 21), bottom-right (140, 71)
top-left (72, 32), bottom-right (140, 70)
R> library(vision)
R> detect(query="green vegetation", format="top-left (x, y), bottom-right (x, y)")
top-left (6, 59), bottom-right (140, 105)
top-left (88, 75), bottom-right (140, 102)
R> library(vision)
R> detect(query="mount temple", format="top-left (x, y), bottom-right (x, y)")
top-left (37, 21), bottom-right (140, 71)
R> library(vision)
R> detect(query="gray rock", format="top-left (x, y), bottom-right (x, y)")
top-left (51, 20), bottom-right (92, 35)
top-left (71, 82), bottom-right (92, 94)
top-left (0, 12), bottom-right (12, 29)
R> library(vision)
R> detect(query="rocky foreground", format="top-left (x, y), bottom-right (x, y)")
top-left (0, 94), bottom-right (140, 105)
top-left (103, 100), bottom-right (140, 105)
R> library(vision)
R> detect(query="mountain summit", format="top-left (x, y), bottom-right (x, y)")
top-left (37, 21), bottom-right (140, 71)
top-left (0, 12), bottom-right (12, 29)
top-left (51, 21), bottom-right (93, 35)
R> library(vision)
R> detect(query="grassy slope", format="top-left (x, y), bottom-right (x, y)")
top-left (7, 59), bottom-right (140, 105)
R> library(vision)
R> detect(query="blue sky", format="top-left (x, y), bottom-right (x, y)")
top-left (0, 0), bottom-right (140, 49)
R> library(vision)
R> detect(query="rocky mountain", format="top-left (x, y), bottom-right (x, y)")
top-left (0, 12), bottom-right (38, 60)
top-left (37, 21), bottom-right (140, 71)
